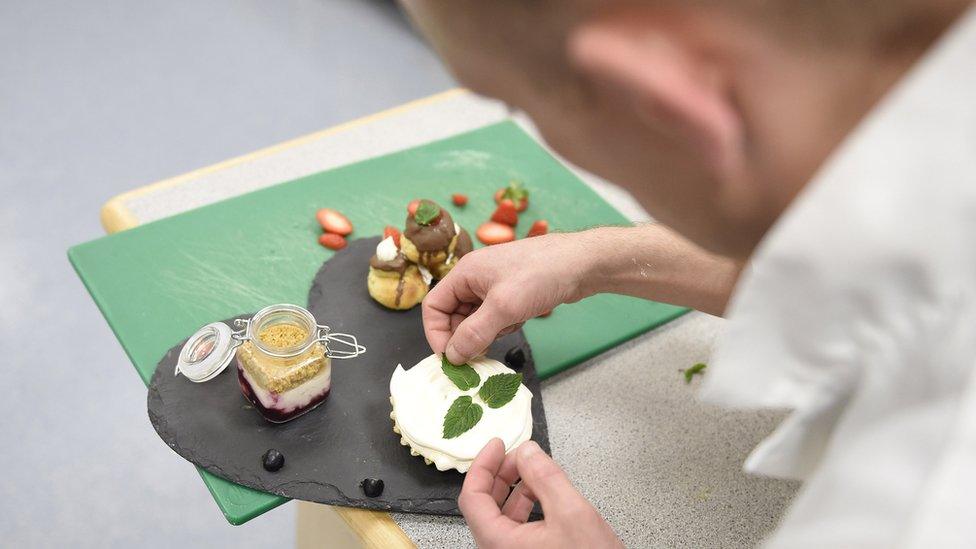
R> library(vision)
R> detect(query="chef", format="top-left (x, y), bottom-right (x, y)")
top-left (402, 0), bottom-right (976, 547)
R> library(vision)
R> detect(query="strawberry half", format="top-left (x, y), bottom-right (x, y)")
top-left (526, 219), bottom-right (549, 238)
top-left (452, 193), bottom-right (468, 207)
top-left (493, 181), bottom-right (529, 212)
top-left (316, 208), bottom-right (353, 236)
top-left (318, 233), bottom-right (348, 250)
top-left (475, 221), bottom-right (516, 245)
top-left (490, 199), bottom-right (519, 226)
top-left (407, 199), bottom-right (421, 216)
top-left (383, 225), bottom-right (401, 248)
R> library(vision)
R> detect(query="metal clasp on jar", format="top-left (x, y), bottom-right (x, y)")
top-left (315, 325), bottom-right (366, 359)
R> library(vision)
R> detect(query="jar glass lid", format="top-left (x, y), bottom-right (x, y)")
top-left (176, 322), bottom-right (237, 382)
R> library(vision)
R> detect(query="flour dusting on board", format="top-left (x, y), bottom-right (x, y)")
top-left (435, 150), bottom-right (492, 170)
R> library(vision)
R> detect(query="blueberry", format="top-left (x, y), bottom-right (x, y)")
top-left (361, 477), bottom-right (384, 498)
top-left (262, 449), bottom-right (285, 472)
top-left (504, 347), bottom-right (526, 370)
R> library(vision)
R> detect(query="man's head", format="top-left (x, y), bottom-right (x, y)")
top-left (400, 0), bottom-right (968, 258)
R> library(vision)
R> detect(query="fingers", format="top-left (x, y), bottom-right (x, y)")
top-left (515, 441), bottom-right (582, 515)
top-left (458, 439), bottom-right (512, 543)
top-left (422, 271), bottom-right (481, 356)
top-left (489, 445), bottom-right (522, 505)
top-left (501, 481), bottom-right (537, 523)
top-left (422, 295), bottom-right (455, 357)
top-left (446, 295), bottom-right (517, 364)
top-left (496, 322), bottom-right (524, 337)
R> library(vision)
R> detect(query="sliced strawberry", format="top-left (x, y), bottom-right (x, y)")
top-left (407, 199), bottom-right (421, 215)
top-left (318, 233), bottom-right (348, 250)
top-left (494, 181), bottom-right (529, 212)
top-left (526, 219), bottom-right (549, 238)
top-left (475, 221), bottom-right (516, 245)
top-left (452, 193), bottom-right (468, 207)
top-left (383, 225), bottom-right (401, 248)
top-left (490, 199), bottom-right (519, 226)
top-left (315, 208), bottom-right (353, 236)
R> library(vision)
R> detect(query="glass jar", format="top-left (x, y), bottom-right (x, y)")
top-left (176, 303), bottom-right (365, 423)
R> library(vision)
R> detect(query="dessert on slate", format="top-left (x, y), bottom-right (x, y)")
top-left (401, 200), bottom-right (465, 275)
top-left (367, 235), bottom-right (429, 310)
top-left (235, 305), bottom-right (335, 423)
top-left (367, 199), bottom-right (473, 309)
top-left (176, 304), bottom-right (365, 423)
top-left (389, 354), bottom-right (533, 473)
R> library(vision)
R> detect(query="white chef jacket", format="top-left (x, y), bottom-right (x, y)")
top-left (700, 7), bottom-right (976, 548)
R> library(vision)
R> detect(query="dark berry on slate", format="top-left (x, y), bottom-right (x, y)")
top-left (262, 449), bottom-right (285, 472)
top-left (505, 347), bottom-right (526, 370)
top-left (361, 477), bottom-right (384, 497)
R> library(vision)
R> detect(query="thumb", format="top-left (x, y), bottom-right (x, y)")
top-left (445, 297), bottom-right (514, 364)
top-left (515, 441), bottom-right (583, 515)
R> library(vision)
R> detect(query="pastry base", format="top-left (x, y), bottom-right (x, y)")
top-left (400, 234), bottom-right (458, 273)
top-left (367, 265), bottom-right (428, 310)
top-left (390, 399), bottom-right (466, 471)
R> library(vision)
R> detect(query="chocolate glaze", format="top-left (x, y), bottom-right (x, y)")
top-left (369, 253), bottom-right (409, 273)
top-left (404, 200), bottom-right (456, 253)
top-left (395, 276), bottom-right (405, 307)
top-left (453, 228), bottom-right (473, 259)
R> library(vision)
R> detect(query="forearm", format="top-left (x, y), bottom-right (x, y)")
top-left (575, 224), bottom-right (742, 316)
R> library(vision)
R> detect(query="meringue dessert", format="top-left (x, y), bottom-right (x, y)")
top-left (389, 354), bottom-right (533, 473)
top-left (236, 312), bottom-right (332, 423)
top-left (368, 236), bottom-right (429, 310)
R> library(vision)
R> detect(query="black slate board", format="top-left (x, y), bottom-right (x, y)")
top-left (148, 237), bottom-right (549, 516)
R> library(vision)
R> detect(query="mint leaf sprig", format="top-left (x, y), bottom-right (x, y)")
top-left (414, 201), bottom-right (441, 225)
top-left (684, 363), bottom-right (707, 383)
top-left (439, 360), bottom-right (524, 439)
top-left (478, 373), bottom-right (523, 409)
top-left (442, 356), bottom-right (480, 390)
top-left (443, 396), bottom-right (484, 439)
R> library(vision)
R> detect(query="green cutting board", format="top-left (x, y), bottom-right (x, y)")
top-left (69, 120), bottom-right (687, 524)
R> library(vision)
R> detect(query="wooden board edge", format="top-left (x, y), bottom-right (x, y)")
top-left (100, 195), bottom-right (140, 234)
top-left (332, 507), bottom-right (417, 549)
top-left (99, 87), bottom-right (469, 234)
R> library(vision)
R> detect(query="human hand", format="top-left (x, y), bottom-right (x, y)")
top-left (423, 233), bottom-right (597, 364)
top-left (459, 439), bottom-right (624, 549)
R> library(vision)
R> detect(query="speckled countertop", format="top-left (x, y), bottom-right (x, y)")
top-left (120, 90), bottom-right (797, 547)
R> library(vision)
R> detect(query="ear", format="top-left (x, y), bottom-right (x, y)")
top-left (568, 11), bottom-right (744, 177)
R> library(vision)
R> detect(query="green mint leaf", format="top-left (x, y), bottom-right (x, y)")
top-left (442, 396), bottom-right (483, 439)
top-left (441, 356), bottom-right (481, 391)
top-left (684, 363), bottom-right (707, 384)
top-left (414, 201), bottom-right (441, 225)
top-left (478, 373), bottom-right (523, 409)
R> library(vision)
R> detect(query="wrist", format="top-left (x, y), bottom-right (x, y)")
top-left (570, 227), bottom-right (617, 300)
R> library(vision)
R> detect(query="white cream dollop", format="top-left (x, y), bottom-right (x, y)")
top-left (375, 236), bottom-right (398, 262)
top-left (390, 354), bottom-right (533, 472)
